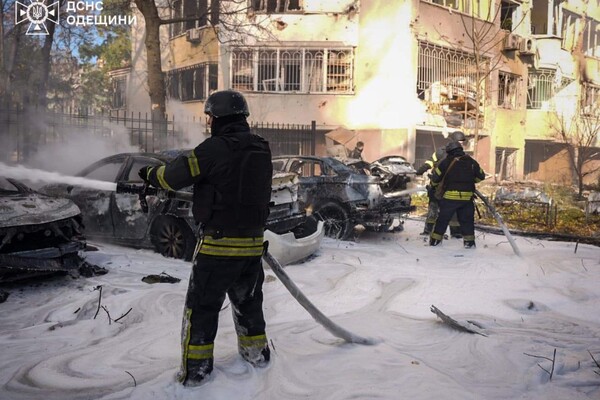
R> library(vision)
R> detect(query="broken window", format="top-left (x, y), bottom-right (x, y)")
top-left (531, 0), bottom-right (562, 35)
top-left (232, 47), bottom-right (353, 94)
top-left (417, 41), bottom-right (486, 129)
top-left (583, 18), bottom-right (600, 58)
top-left (526, 69), bottom-right (572, 110)
top-left (500, 0), bottom-right (519, 31)
top-left (83, 161), bottom-right (121, 182)
top-left (171, 0), bottom-right (183, 37)
top-left (251, 0), bottom-right (302, 13)
top-left (170, 0), bottom-right (210, 38)
top-left (166, 63), bottom-right (218, 101)
top-left (498, 72), bottom-right (520, 109)
top-left (495, 147), bottom-right (517, 180)
top-left (561, 10), bottom-right (579, 51)
top-left (581, 83), bottom-right (600, 116)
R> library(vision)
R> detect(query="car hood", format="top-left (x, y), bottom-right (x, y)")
top-left (0, 192), bottom-right (81, 228)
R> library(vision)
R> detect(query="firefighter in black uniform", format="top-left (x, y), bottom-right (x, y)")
top-left (428, 141), bottom-right (486, 248)
top-left (138, 90), bottom-right (272, 386)
top-left (415, 131), bottom-right (467, 236)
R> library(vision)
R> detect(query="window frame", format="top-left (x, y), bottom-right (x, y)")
top-left (111, 76), bottom-right (127, 109)
top-left (498, 71), bottom-right (521, 110)
top-left (231, 47), bottom-right (354, 94)
top-left (166, 63), bottom-right (218, 102)
top-left (250, 0), bottom-right (303, 14)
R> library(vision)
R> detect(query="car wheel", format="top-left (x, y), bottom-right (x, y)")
top-left (314, 201), bottom-right (352, 240)
top-left (151, 216), bottom-right (195, 261)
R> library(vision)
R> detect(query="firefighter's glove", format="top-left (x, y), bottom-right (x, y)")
top-left (138, 166), bottom-right (152, 183)
top-left (426, 185), bottom-right (435, 198)
top-left (415, 165), bottom-right (429, 176)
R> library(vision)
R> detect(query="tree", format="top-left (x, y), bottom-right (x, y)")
top-left (550, 2), bottom-right (600, 199)
top-left (433, 2), bottom-right (527, 158)
top-left (78, 0), bottom-right (132, 112)
top-left (132, 0), bottom-right (166, 122)
top-left (132, 0), bottom-right (274, 123)
top-left (550, 102), bottom-right (600, 199)
top-left (0, 0), bottom-right (98, 107)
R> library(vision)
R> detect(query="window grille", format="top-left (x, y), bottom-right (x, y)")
top-left (417, 42), bottom-right (488, 104)
top-left (231, 47), bottom-right (353, 94)
top-left (526, 69), bottom-right (563, 110)
top-left (498, 72), bottom-right (520, 109)
top-left (166, 63), bottom-right (218, 101)
top-left (251, 0), bottom-right (302, 13)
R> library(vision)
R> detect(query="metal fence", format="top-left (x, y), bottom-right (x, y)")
top-left (253, 121), bottom-right (316, 156)
top-left (0, 106), bottom-right (316, 163)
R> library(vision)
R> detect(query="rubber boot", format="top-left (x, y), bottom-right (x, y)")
top-left (464, 240), bottom-right (476, 249)
top-left (180, 358), bottom-right (213, 387)
top-left (240, 344), bottom-right (270, 368)
top-left (429, 238), bottom-right (442, 246)
top-left (420, 222), bottom-right (434, 236)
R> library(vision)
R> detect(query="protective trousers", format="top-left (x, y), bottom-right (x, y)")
top-left (431, 199), bottom-right (475, 244)
top-left (424, 198), bottom-right (460, 235)
top-left (178, 253), bottom-right (268, 384)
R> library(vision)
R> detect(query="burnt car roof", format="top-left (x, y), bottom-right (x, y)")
top-left (273, 155), bottom-right (355, 173)
top-left (0, 177), bottom-right (81, 229)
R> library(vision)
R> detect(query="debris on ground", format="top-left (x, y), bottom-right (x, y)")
top-left (142, 272), bottom-right (181, 284)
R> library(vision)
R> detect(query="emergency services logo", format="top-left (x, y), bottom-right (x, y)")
top-left (15, 1), bottom-right (60, 36)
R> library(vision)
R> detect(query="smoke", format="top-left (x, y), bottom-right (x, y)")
top-left (0, 104), bottom-right (207, 179)
top-left (24, 121), bottom-right (140, 176)
top-left (166, 99), bottom-right (209, 148)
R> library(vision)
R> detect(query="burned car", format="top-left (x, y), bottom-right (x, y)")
top-left (41, 152), bottom-right (323, 264)
top-left (0, 177), bottom-right (86, 282)
top-left (346, 155), bottom-right (417, 193)
top-left (272, 155), bottom-right (415, 239)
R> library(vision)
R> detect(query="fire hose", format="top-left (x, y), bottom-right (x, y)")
top-left (116, 183), bottom-right (374, 345)
top-left (474, 190), bottom-right (522, 257)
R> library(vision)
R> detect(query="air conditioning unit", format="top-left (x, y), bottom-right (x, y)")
top-left (186, 28), bottom-right (201, 43)
top-left (502, 33), bottom-right (520, 51)
top-left (519, 37), bottom-right (537, 55)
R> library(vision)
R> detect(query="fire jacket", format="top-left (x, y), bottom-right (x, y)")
top-left (415, 147), bottom-right (447, 176)
top-left (144, 120), bottom-right (273, 257)
top-left (430, 148), bottom-right (485, 201)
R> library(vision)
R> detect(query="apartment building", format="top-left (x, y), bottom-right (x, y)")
top-left (124, 0), bottom-right (600, 184)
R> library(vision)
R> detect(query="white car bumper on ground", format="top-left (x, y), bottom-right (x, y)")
top-left (264, 220), bottom-right (324, 266)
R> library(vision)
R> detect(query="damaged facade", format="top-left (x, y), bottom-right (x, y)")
top-left (122, 0), bottom-right (600, 185)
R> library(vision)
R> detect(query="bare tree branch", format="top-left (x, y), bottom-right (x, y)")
top-left (93, 285), bottom-right (103, 319)
top-left (524, 349), bottom-right (557, 380)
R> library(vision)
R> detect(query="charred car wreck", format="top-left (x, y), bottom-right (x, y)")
top-left (0, 177), bottom-right (86, 282)
top-left (273, 155), bottom-right (416, 239)
top-left (41, 152), bottom-right (323, 264)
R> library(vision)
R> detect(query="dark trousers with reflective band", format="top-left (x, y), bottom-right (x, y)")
top-left (425, 199), bottom-right (460, 234)
top-left (179, 252), bottom-right (267, 382)
top-left (431, 199), bottom-right (475, 242)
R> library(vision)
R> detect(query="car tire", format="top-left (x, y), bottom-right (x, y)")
top-left (150, 216), bottom-right (195, 261)
top-left (314, 201), bottom-right (352, 240)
